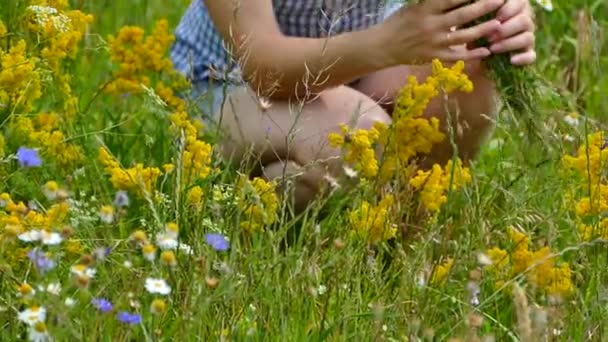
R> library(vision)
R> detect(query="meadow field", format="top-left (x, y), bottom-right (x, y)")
top-left (1, 0), bottom-right (607, 341)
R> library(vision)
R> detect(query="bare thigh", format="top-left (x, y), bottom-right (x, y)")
top-left (355, 62), bottom-right (498, 164)
top-left (217, 85), bottom-right (392, 188)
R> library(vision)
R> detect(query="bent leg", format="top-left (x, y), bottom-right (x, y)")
top-left (354, 60), bottom-right (498, 165)
top-left (217, 85), bottom-right (392, 211)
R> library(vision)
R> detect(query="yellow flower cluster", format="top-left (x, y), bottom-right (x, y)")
top-left (24, 2), bottom-right (93, 117)
top-left (378, 60), bottom-right (473, 179)
top-left (187, 186), bottom-right (204, 207)
top-left (0, 191), bottom-right (70, 250)
top-left (348, 195), bottom-right (397, 244)
top-left (328, 60), bottom-right (473, 184)
top-left (328, 124), bottom-right (382, 178)
top-left (563, 132), bottom-right (608, 184)
top-left (0, 40), bottom-right (42, 112)
top-left (26, 3), bottom-right (93, 65)
top-left (10, 114), bottom-right (83, 168)
top-left (409, 159), bottom-right (472, 213)
top-left (106, 20), bottom-right (183, 95)
top-left (430, 258), bottom-right (454, 285)
top-left (98, 147), bottom-right (161, 195)
top-left (486, 227), bottom-right (573, 298)
top-left (237, 176), bottom-right (279, 231)
top-left (169, 110), bottom-right (213, 184)
top-left (562, 132), bottom-right (608, 240)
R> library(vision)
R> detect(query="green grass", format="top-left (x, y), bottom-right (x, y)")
top-left (0, 0), bottom-right (607, 341)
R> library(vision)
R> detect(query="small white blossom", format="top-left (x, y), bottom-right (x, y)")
top-left (477, 253), bottom-right (493, 266)
top-left (64, 298), bottom-right (76, 307)
top-left (178, 243), bottom-right (193, 255)
top-left (41, 231), bottom-right (63, 245)
top-left (145, 278), bottom-right (171, 295)
top-left (343, 166), bottom-right (358, 178)
top-left (156, 232), bottom-right (178, 250)
top-left (317, 284), bottom-right (327, 295)
top-left (19, 230), bottom-right (42, 242)
top-left (44, 283), bottom-right (62, 295)
top-left (564, 113), bottom-right (580, 127)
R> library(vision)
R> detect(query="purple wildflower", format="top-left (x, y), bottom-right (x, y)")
top-left (92, 298), bottom-right (113, 313)
top-left (16, 147), bottom-right (42, 168)
top-left (117, 311), bottom-right (142, 325)
top-left (27, 249), bottom-right (56, 274)
top-left (93, 247), bottom-right (112, 261)
top-left (205, 233), bottom-right (230, 251)
top-left (113, 190), bottom-right (130, 207)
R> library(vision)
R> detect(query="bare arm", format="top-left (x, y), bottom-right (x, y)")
top-left (205, 0), bottom-right (503, 100)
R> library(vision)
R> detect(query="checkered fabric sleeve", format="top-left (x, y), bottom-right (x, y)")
top-left (170, 0), bottom-right (399, 84)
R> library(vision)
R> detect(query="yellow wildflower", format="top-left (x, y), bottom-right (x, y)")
top-left (237, 176), bottom-right (279, 231)
top-left (98, 147), bottom-right (161, 195)
top-left (9, 116), bottom-right (83, 168)
top-left (0, 40), bottom-right (42, 112)
top-left (485, 228), bottom-right (574, 297)
top-left (409, 159), bottom-right (471, 213)
top-left (163, 163), bottom-right (175, 173)
top-left (578, 218), bottom-right (608, 241)
top-left (187, 186), bottom-right (204, 206)
top-left (430, 258), bottom-right (454, 285)
top-left (563, 132), bottom-right (608, 184)
top-left (328, 124), bottom-right (381, 178)
top-left (64, 239), bottom-right (84, 257)
top-left (545, 263), bottom-right (573, 298)
top-left (106, 20), bottom-right (178, 95)
top-left (348, 195), bottom-right (396, 244)
top-left (150, 299), bottom-right (167, 315)
top-left (160, 250), bottom-right (177, 267)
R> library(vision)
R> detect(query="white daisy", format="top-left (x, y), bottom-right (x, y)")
top-left (144, 278), bottom-right (171, 295)
top-left (18, 230), bottom-right (42, 243)
top-left (28, 324), bottom-right (50, 342)
top-left (41, 231), bottom-right (63, 245)
top-left (17, 306), bottom-right (46, 326)
top-left (156, 232), bottom-right (178, 250)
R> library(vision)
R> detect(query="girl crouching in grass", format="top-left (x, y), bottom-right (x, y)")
top-left (170, 0), bottom-right (536, 212)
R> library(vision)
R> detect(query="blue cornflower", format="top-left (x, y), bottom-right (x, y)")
top-left (92, 298), bottom-right (113, 313)
top-left (205, 233), bottom-right (229, 251)
top-left (27, 249), bottom-right (56, 274)
top-left (16, 147), bottom-right (42, 168)
top-left (117, 311), bottom-right (142, 325)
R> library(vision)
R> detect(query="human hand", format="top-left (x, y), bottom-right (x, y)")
top-left (488, 0), bottom-right (536, 65)
top-left (382, 0), bottom-right (504, 65)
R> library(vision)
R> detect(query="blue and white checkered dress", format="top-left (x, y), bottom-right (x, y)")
top-left (170, 0), bottom-right (401, 85)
